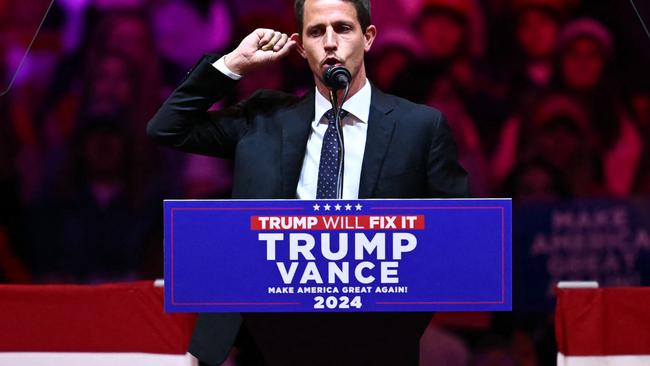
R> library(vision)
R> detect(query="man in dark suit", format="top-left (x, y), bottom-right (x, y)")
top-left (148, 0), bottom-right (468, 365)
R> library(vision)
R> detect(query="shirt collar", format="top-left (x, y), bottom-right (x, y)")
top-left (314, 78), bottom-right (371, 124)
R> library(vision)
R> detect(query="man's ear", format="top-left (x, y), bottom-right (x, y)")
top-left (291, 33), bottom-right (306, 59)
top-left (364, 25), bottom-right (377, 52)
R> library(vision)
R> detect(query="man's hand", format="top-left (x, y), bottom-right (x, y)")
top-left (224, 29), bottom-right (298, 76)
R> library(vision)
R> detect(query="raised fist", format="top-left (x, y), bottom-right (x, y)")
top-left (224, 29), bottom-right (299, 76)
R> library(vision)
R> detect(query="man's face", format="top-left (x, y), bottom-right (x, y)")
top-left (296, 0), bottom-right (375, 91)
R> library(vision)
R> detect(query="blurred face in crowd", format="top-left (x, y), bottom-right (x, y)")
top-left (419, 12), bottom-right (465, 60)
top-left (562, 37), bottom-right (605, 91)
top-left (89, 55), bottom-right (133, 116)
top-left (296, 0), bottom-right (376, 94)
top-left (516, 165), bottom-right (558, 201)
top-left (536, 117), bottom-right (582, 169)
top-left (516, 8), bottom-right (559, 59)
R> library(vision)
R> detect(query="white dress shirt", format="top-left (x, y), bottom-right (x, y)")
top-left (212, 57), bottom-right (371, 199)
top-left (295, 83), bottom-right (370, 199)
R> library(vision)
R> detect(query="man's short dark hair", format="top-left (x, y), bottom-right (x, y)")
top-left (294, 0), bottom-right (371, 33)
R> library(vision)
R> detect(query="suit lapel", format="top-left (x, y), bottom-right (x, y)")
top-left (358, 86), bottom-right (397, 198)
top-left (280, 91), bottom-right (314, 198)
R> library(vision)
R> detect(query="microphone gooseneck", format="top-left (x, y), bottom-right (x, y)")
top-left (323, 66), bottom-right (351, 200)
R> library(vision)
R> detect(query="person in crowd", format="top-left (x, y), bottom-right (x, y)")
top-left (493, 18), bottom-right (642, 197)
top-left (40, 51), bottom-right (142, 193)
top-left (507, 0), bottom-right (569, 110)
top-left (45, 50), bottom-right (137, 146)
top-left (152, 0), bottom-right (235, 92)
top-left (28, 117), bottom-right (156, 283)
top-left (395, 0), bottom-right (486, 103)
top-left (41, 9), bottom-right (162, 137)
top-left (552, 18), bottom-right (642, 197)
top-left (367, 27), bottom-right (424, 93)
top-left (492, 92), bottom-right (602, 196)
top-left (392, 0), bottom-right (496, 195)
top-left (40, 9), bottom-right (169, 199)
top-left (502, 157), bottom-right (571, 201)
top-left (627, 84), bottom-right (650, 193)
top-left (426, 72), bottom-right (492, 196)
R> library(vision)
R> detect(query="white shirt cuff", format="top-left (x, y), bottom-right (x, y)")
top-left (212, 56), bottom-right (242, 80)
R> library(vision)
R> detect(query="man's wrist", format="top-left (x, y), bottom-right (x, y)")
top-left (212, 56), bottom-right (243, 80)
top-left (224, 52), bottom-right (250, 76)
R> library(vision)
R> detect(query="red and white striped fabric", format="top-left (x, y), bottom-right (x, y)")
top-left (0, 281), bottom-right (197, 365)
top-left (556, 287), bottom-right (650, 365)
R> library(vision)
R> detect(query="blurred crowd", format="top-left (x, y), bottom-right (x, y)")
top-left (1, 0), bottom-right (649, 364)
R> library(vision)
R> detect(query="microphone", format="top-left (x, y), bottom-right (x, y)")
top-left (323, 65), bottom-right (351, 90)
top-left (322, 65), bottom-right (351, 199)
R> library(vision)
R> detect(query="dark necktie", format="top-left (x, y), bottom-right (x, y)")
top-left (317, 109), bottom-right (348, 199)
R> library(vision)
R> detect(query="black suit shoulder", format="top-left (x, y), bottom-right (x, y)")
top-left (385, 92), bottom-right (445, 127)
top-left (146, 53), bottom-right (308, 158)
top-left (373, 89), bottom-right (469, 198)
top-left (374, 89), bottom-right (445, 130)
top-left (378, 91), bottom-right (451, 152)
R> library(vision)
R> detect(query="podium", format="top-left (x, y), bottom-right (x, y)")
top-left (165, 199), bottom-right (511, 365)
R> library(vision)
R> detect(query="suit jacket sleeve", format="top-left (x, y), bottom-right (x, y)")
top-left (427, 112), bottom-right (470, 198)
top-left (146, 54), bottom-right (248, 158)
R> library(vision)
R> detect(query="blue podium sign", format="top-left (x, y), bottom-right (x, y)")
top-left (164, 199), bottom-right (511, 312)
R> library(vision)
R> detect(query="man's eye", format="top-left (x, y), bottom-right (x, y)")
top-left (308, 29), bottom-right (322, 37)
top-left (337, 25), bottom-right (352, 33)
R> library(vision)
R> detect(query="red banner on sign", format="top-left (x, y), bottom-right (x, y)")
top-left (250, 215), bottom-right (426, 231)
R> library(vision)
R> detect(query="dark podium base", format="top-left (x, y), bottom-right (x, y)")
top-left (243, 312), bottom-right (432, 366)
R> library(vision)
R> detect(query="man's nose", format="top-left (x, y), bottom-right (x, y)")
top-left (324, 27), bottom-right (337, 51)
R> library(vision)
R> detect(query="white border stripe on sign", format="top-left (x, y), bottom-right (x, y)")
top-left (558, 353), bottom-right (650, 366)
top-left (0, 352), bottom-right (197, 366)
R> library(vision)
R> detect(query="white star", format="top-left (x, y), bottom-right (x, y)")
top-left (324, 204), bottom-right (331, 211)
top-left (334, 204), bottom-right (342, 211)
top-left (345, 204), bottom-right (352, 211)
top-left (313, 204), bottom-right (320, 211)
top-left (355, 204), bottom-right (363, 211)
